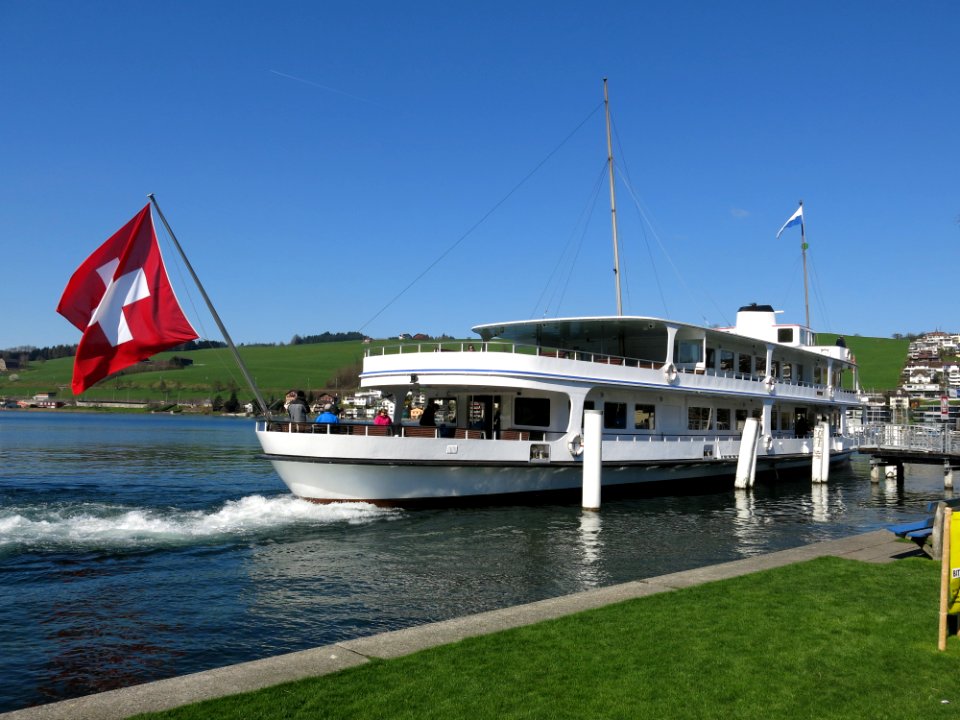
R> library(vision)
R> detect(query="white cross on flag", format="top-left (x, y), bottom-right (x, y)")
top-left (57, 205), bottom-right (198, 394)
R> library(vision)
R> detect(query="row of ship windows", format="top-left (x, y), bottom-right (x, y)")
top-left (515, 397), bottom-right (803, 433)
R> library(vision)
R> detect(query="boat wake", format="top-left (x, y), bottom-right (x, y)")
top-left (0, 494), bottom-right (398, 555)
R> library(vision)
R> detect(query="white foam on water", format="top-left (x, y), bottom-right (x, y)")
top-left (0, 495), bottom-right (399, 553)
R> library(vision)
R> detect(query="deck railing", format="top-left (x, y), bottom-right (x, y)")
top-left (365, 341), bottom-right (855, 399)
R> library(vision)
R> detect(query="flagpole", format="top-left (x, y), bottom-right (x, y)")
top-left (147, 194), bottom-right (271, 418)
top-left (799, 199), bottom-right (810, 329)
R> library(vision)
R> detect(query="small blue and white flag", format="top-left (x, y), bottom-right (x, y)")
top-left (776, 205), bottom-right (803, 238)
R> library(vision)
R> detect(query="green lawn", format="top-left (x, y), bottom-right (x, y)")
top-left (135, 556), bottom-right (957, 720)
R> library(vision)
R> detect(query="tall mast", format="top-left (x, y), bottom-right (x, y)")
top-left (604, 78), bottom-right (623, 316)
top-left (799, 199), bottom-right (810, 328)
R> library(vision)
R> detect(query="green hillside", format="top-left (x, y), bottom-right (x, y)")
top-left (817, 334), bottom-right (908, 392)
top-left (1, 333), bottom-right (910, 405)
top-left (0, 341), bottom-right (373, 405)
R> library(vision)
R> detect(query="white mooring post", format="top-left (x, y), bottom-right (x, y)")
top-left (944, 461), bottom-right (955, 490)
top-left (735, 417), bottom-right (760, 489)
top-left (812, 421), bottom-right (830, 483)
top-left (582, 409), bottom-right (603, 510)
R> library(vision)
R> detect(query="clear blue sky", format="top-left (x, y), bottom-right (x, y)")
top-left (2, 1), bottom-right (958, 350)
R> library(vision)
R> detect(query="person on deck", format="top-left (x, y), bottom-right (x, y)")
top-left (374, 408), bottom-right (391, 426)
top-left (419, 403), bottom-right (437, 427)
top-left (316, 403), bottom-right (339, 424)
top-left (285, 390), bottom-right (310, 423)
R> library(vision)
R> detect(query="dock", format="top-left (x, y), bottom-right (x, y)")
top-left (859, 424), bottom-right (960, 487)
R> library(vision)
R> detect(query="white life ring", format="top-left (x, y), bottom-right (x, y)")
top-left (664, 363), bottom-right (679, 384)
top-left (567, 434), bottom-right (584, 457)
top-left (764, 376), bottom-right (776, 393)
top-left (764, 434), bottom-right (774, 451)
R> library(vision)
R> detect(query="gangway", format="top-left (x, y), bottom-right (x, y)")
top-left (859, 424), bottom-right (960, 488)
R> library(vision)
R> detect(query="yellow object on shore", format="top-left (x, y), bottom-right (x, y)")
top-left (950, 512), bottom-right (960, 615)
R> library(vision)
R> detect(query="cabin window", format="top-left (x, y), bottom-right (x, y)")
top-left (716, 408), bottom-right (731, 431)
top-left (706, 347), bottom-right (716, 370)
top-left (778, 328), bottom-right (795, 343)
top-left (738, 353), bottom-right (752, 375)
top-left (735, 409), bottom-right (748, 431)
top-left (634, 404), bottom-right (656, 430)
top-left (782, 363), bottom-right (792, 382)
top-left (771, 361), bottom-right (780, 379)
top-left (514, 397), bottom-right (550, 427)
top-left (755, 356), bottom-right (766, 375)
top-left (677, 340), bottom-right (703, 364)
top-left (688, 406), bottom-right (711, 431)
top-left (794, 364), bottom-right (804, 384)
top-left (814, 367), bottom-right (823, 384)
top-left (604, 402), bottom-right (627, 429)
top-left (780, 411), bottom-right (791, 432)
top-left (720, 350), bottom-right (734, 371)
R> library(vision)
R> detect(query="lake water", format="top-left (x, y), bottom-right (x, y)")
top-left (0, 411), bottom-right (951, 713)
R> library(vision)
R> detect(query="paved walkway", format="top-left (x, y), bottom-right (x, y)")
top-left (3, 530), bottom-right (922, 720)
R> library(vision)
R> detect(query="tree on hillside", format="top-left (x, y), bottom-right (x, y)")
top-left (224, 391), bottom-right (240, 413)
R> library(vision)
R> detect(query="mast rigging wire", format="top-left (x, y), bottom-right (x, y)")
top-left (359, 102), bottom-right (604, 333)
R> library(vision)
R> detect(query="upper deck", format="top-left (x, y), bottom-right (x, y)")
top-left (361, 336), bottom-right (860, 406)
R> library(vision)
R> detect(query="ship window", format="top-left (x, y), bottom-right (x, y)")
top-left (515, 397), bottom-right (550, 427)
top-left (720, 350), bottom-right (734, 371)
top-left (604, 402), bottom-right (627, 429)
top-left (716, 408), bottom-right (731, 431)
top-left (705, 347), bottom-right (716, 370)
top-left (688, 406), bottom-right (711, 431)
top-left (677, 340), bottom-right (703, 364)
top-left (634, 404), bottom-right (656, 430)
top-left (735, 409), bottom-right (748, 431)
top-left (738, 353), bottom-right (752, 374)
top-left (780, 411), bottom-right (791, 431)
top-left (782, 363), bottom-right (792, 382)
top-left (778, 328), bottom-right (794, 343)
top-left (755, 356), bottom-right (766, 375)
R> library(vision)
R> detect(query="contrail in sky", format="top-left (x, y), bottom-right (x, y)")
top-left (269, 70), bottom-right (386, 108)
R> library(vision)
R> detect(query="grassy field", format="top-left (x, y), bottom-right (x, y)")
top-left (134, 556), bottom-right (957, 720)
top-left (0, 341), bottom-right (372, 404)
top-left (1, 334), bottom-right (908, 403)
top-left (818, 333), bottom-right (909, 392)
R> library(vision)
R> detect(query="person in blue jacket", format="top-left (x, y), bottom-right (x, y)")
top-left (316, 403), bottom-right (339, 424)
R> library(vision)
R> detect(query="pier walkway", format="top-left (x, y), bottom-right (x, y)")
top-left (1, 530), bottom-right (918, 720)
top-left (859, 424), bottom-right (960, 486)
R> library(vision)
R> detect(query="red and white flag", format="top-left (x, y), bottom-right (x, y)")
top-left (57, 205), bottom-right (198, 394)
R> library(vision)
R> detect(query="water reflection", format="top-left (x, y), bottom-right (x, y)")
top-left (811, 483), bottom-right (829, 523)
top-left (576, 511), bottom-right (603, 588)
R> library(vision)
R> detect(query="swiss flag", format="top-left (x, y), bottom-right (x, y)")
top-left (57, 205), bottom-right (198, 394)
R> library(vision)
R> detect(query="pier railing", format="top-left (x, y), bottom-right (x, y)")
top-left (860, 424), bottom-right (960, 456)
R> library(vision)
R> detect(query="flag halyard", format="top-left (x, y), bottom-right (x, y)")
top-left (57, 205), bottom-right (198, 394)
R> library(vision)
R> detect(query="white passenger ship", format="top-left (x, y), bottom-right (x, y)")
top-left (255, 303), bottom-right (861, 503)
